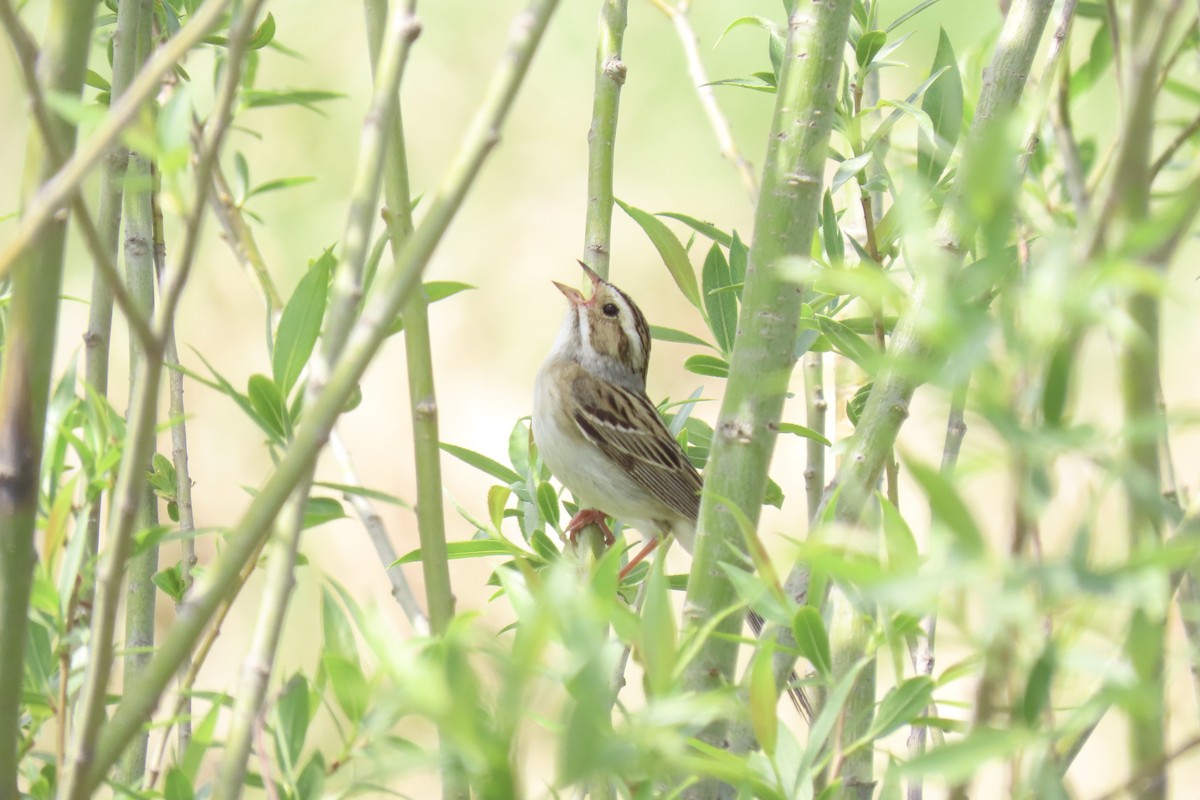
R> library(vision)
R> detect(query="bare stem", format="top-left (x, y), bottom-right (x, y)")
top-left (647, 0), bottom-right (758, 200)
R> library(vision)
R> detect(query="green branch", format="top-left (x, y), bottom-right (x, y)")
top-left (770, 0), bottom-right (1055, 692)
top-left (679, 2), bottom-right (855, 790)
top-left (80, 2), bottom-right (561, 791)
top-left (581, 0), bottom-right (628, 279)
top-left (0, 1), bottom-right (95, 794)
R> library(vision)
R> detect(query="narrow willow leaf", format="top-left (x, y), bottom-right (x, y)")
top-left (885, 0), bottom-right (945, 32)
top-left (301, 496), bottom-right (345, 529)
top-left (917, 29), bottom-right (963, 184)
top-left (702, 243), bottom-right (738, 355)
top-left (616, 198), bottom-right (701, 309)
top-left (816, 315), bottom-right (877, 372)
top-left (391, 538), bottom-right (533, 567)
top-left (899, 727), bottom-right (1030, 782)
top-left (905, 458), bottom-right (985, 556)
top-left (274, 674), bottom-right (310, 768)
top-left (164, 768), bottom-right (195, 800)
top-left (729, 231), bottom-right (749, 287)
top-left (313, 481), bottom-right (410, 508)
top-left (870, 676), bottom-right (934, 739)
top-left (856, 29), bottom-right (886, 67)
top-left (440, 443), bottom-right (522, 484)
top-left (821, 190), bottom-right (843, 266)
top-left (535, 481), bottom-right (560, 529)
top-left (792, 606), bottom-right (832, 677)
top-left (322, 653), bottom-right (369, 724)
top-left (1021, 643), bottom-right (1056, 725)
top-left (749, 644), bottom-right (778, 756)
top-left (247, 374), bottom-right (288, 442)
top-left (641, 558), bottom-right (676, 696)
top-left (650, 325), bottom-right (714, 349)
top-left (684, 354), bottom-right (729, 378)
top-left (321, 586), bottom-right (357, 662)
top-left (273, 248), bottom-right (332, 396)
top-left (657, 211), bottom-right (733, 247)
top-left (880, 495), bottom-right (919, 573)
top-left (831, 152), bottom-right (873, 193)
top-left (778, 422), bottom-right (831, 447)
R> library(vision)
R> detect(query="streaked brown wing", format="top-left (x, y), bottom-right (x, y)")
top-left (568, 369), bottom-right (702, 522)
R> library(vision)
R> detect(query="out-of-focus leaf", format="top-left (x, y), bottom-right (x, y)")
top-left (870, 676), bottom-right (934, 738)
top-left (821, 190), bottom-right (844, 266)
top-left (302, 496), bottom-right (345, 529)
top-left (274, 674), bottom-right (310, 768)
top-left (656, 212), bottom-right (733, 247)
top-left (831, 152), bottom-right (874, 193)
top-left (792, 606), bottom-right (832, 677)
top-left (900, 727), bottom-right (1030, 782)
top-left (906, 458), bottom-right (985, 556)
top-left (1021, 643), bottom-right (1056, 725)
top-left (778, 422), bottom-right (831, 447)
top-left (856, 30), bottom-right (887, 67)
top-left (640, 558), bottom-right (676, 696)
top-left (247, 374), bottom-right (288, 442)
top-left (749, 643), bottom-right (778, 755)
top-left (917, 29), bottom-right (963, 184)
top-left (817, 316), bottom-right (877, 372)
top-left (391, 538), bottom-right (535, 567)
top-left (323, 653), bottom-right (369, 724)
top-left (847, 382), bottom-right (872, 427)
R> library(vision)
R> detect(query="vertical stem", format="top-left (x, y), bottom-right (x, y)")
top-left (115, 147), bottom-right (160, 789)
top-left (803, 351), bottom-right (826, 523)
top-left (680, 3), bottom-right (855, 794)
top-left (0, 1), bottom-right (95, 794)
top-left (582, 0), bottom-right (628, 280)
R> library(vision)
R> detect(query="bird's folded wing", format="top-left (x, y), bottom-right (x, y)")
top-left (568, 369), bottom-right (702, 522)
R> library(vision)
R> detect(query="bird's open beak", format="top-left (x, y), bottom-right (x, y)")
top-left (552, 260), bottom-right (603, 306)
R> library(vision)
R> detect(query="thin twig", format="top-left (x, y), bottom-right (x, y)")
top-left (1149, 109), bottom-right (1200, 181)
top-left (330, 429), bottom-right (429, 634)
top-left (647, 0), bottom-right (758, 200)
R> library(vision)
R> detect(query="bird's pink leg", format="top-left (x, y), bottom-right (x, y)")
top-left (565, 508), bottom-right (614, 546)
top-left (618, 537), bottom-right (661, 580)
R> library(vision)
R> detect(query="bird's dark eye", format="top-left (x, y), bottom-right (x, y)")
top-left (602, 302), bottom-right (619, 317)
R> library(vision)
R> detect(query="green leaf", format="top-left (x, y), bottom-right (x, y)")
top-left (1070, 25), bottom-right (1113, 98)
top-left (792, 606), bottom-right (832, 677)
top-left (886, 0), bottom-right (945, 32)
top-left (906, 458), bottom-right (984, 556)
top-left (816, 316), bottom-right (877, 372)
top-left (274, 674), bottom-right (310, 768)
top-left (388, 281), bottom-right (474, 336)
top-left (856, 30), bottom-right (887, 67)
top-left (322, 586), bottom-right (358, 661)
top-left (900, 727), bottom-right (1030, 782)
top-left (702, 243), bottom-right (738, 355)
top-left (247, 374), bottom-right (288, 442)
top-left (778, 422), bottom-right (831, 447)
top-left (440, 443), bottom-right (522, 484)
top-left (273, 248), bottom-right (332, 396)
top-left (729, 231), bottom-right (748, 287)
top-left (302, 496), bottom-right (345, 529)
top-left (846, 382), bottom-right (872, 427)
top-left (488, 485), bottom-right (510, 532)
top-left (821, 190), bottom-right (844, 266)
top-left (312, 481), bottom-right (410, 507)
top-left (246, 175), bottom-right (316, 200)
top-left (917, 29), bottom-right (963, 184)
top-left (641, 557), bottom-right (676, 696)
top-left (323, 653), bottom-right (369, 724)
top-left (655, 212), bottom-right (733, 247)
top-left (684, 354), bottom-right (729, 378)
top-left (870, 676), bottom-right (934, 739)
top-left (84, 69), bottom-right (111, 91)
top-left (164, 767), bottom-right (195, 800)
top-left (152, 563), bottom-right (187, 603)
top-left (1021, 643), bottom-right (1056, 725)
top-left (880, 496), bottom-right (919, 573)
top-left (391, 538), bottom-right (534, 567)
top-left (241, 88), bottom-right (346, 114)
top-left (535, 481), bottom-right (559, 529)
top-left (749, 643), bottom-right (778, 755)
top-left (246, 12), bottom-right (276, 49)
top-left (705, 75), bottom-right (777, 93)
top-left (616, 198), bottom-right (701, 309)
top-left (1042, 341), bottom-right (1072, 427)
top-left (649, 325), bottom-right (713, 349)
top-left (295, 753), bottom-right (326, 800)
top-left (831, 152), bottom-right (873, 193)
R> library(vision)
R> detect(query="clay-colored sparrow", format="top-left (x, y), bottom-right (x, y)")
top-left (533, 262), bottom-right (811, 719)
top-left (533, 261), bottom-right (700, 573)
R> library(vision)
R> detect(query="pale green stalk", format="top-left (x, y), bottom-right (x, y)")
top-left (0, 2), bottom-right (94, 794)
top-left (1110, 1), bottom-right (1178, 792)
top-left (803, 351), bottom-right (826, 522)
top-left (80, 2), bottom-right (561, 792)
top-left (0, 0), bottom-right (237, 280)
top-left (679, 3), bottom-right (855, 792)
top-left (82, 0), bottom-right (152, 563)
top-left (115, 149), bottom-right (159, 789)
top-left (770, 0), bottom-right (1056, 691)
top-left (581, 0), bottom-right (627, 279)
top-left (61, 2), bottom-right (261, 795)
